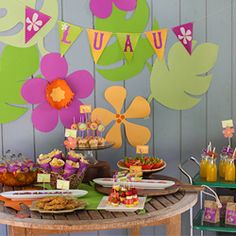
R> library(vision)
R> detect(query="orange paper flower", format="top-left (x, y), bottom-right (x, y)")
top-left (223, 127), bottom-right (235, 138)
top-left (64, 137), bottom-right (77, 150)
top-left (91, 86), bottom-right (151, 148)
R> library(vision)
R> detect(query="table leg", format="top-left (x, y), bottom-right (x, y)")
top-left (166, 214), bottom-right (181, 236)
top-left (8, 226), bottom-right (26, 236)
top-left (130, 226), bottom-right (140, 236)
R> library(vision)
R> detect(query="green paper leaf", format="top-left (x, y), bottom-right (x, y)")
top-left (150, 41), bottom-right (219, 110)
top-left (0, 45), bottom-right (39, 123)
top-left (0, 0), bottom-right (58, 53)
top-left (95, 0), bottom-right (157, 81)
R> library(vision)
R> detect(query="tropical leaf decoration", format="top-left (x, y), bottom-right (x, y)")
top-left (0, 45), bottom-right (39, 123)
top-left (95, 0), bottom-right (157, 81)
top-left (0, 0), bottom-right (58, 54)
top-left (149, 41), bottom-right (219, 110)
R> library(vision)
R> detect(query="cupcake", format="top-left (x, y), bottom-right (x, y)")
top-left (38, 154), bottom-right (50, 162)
top-left (78, 138), bottom-right (89, 148)
top-left (97, 137), bottom-right (106, 146)
top-left (89, 138), bottom-right (98, 148)
top-left (64, 160), bottom-right (80, 175)
top-left (67, 151), bottom-right (84, 162)
top-left (49, 149), bottom-right (63, 159)
top-left (37, 156), bottom-right (52, 171)
top-left (50, 158), bottom-right (65, 173)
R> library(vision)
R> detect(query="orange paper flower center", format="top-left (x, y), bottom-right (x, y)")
top-left (46, 79), bottom-right (74, 110)
top-left (116, 114), bottom-right (126, 123)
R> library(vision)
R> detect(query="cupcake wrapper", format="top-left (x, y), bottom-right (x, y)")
top-left (64, 163), bottom-right (78, 174)
top-left (67, 155), bottom-right (80, 162)
top-left (8, 165), bottom-right (20, 173)
top-left (53, 153), bottom-right (63, 159)
top-left (51, 166), bottom-right (63, 173)
top-left (39, 163), bottom-right (51, 171)
top-left (78, 161), bottom-right (88, 173)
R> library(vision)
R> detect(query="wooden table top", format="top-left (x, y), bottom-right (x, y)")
top-left (0, 180), bottom-right (198, 232)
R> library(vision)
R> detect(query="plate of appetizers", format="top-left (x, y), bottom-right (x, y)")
top-left (1, 190), bottom-right (88, 200)
top-left (97, 196), bottom-right (146, 212)
top-left (117, 156), bottom-right (166, 173)
top-left (93, 178), bottom-right (175, 189)
top-left (30, 196), bottom-right (87, 214)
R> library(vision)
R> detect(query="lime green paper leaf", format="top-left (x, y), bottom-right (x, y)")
top-left (150, 41), bottom-right (219, 110)
top-left (0, 45), bottom-right (39, 123)
top-left (95, 0), bottom-right (157, 81)
top-left (0, 0), bottom-right (58, 53)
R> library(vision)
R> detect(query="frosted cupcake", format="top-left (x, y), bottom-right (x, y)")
top-left (97, 137), bottom-right (106, 146)
top-left (49, 149), bottom-right (63, 159)
top-left (50, 158), bottom-right (65, 173)
top-left (37, 156), bottom-right (52, 171)
top-left (78, 138), bottom-right (89, 148)
top-left (67, 151), bottom-right (84, 162)
top-left (89, 138), bottom-right (98, 148)
top-left (64, 160), bottom-right (80, 175)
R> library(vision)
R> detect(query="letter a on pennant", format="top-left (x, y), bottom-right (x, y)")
top-left (87, 29), bottom-right (112, 64)
top-left (58, 21), bottom-right (83, 56)
top-left (145, 29), bottom-right (168, 61)
top-left (116, 33), bottom-right (141, 63)
top-left (25, 6), bottom-right (51, 44)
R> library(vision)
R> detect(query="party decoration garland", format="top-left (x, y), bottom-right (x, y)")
top-left (0, 45), bottom-right (39, 123)
top-left (91, 86), bottom-right (151, 148)
top-left (148, 41), bottom-right (219, 110)
top-left (0, 0), bottom-right (58, 54)
top-left (21, 53), bottom-right (94, 132)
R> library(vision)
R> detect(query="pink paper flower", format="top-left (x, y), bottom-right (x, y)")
top-left (90, 0), bottom-right (137, 19)
top-left (21, 53), bottom-right (94, 132)
top-left (223, 127), bottom-right (235, 138)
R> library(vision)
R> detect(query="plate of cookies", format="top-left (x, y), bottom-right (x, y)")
top-left (30, 196), bottom-right (87, 214)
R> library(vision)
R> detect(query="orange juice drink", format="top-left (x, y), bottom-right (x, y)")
top-left (225, 159), bottom-right (235, 182)
top-left (206, 158), bottom-right (217, 182)
top-left (219, 154), bottom-right (227, 178)
top-left (200, 155), bottom-right (208, 178)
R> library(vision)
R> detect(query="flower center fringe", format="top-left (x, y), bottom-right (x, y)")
top-left (46, 79), bottom-right (74, 110)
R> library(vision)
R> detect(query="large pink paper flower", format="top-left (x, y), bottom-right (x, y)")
top-left (21, 53), bottom-right (94, 132)
top-left (90, 0), bottom-right (137, 19)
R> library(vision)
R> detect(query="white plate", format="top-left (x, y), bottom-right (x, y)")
top-left (97, 196), bottom-right (146, 212)
top-left (1, 190), bottom-right (88, 200)
top-left (93, 178), bottom-right (175, 189)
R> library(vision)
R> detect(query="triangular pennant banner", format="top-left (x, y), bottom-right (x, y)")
top-left (145, 29), bottom-right (168, 61)
top-left (58, 21), bottom-right (83, 56)
top-left (25, 6), bottom-right (51, 44)
top-left (172, 22), bottom-right (193, 55)
top-left (87, 29), bottom-right (112, 64)
top-left (116, 33), bottom-right (140, 63)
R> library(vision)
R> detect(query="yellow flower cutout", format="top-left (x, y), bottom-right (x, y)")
top-left (91, 86), bottom-right (151, 148)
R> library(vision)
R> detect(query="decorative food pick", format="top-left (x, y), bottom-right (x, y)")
top-left (222, 119), bottom-right (234, 146)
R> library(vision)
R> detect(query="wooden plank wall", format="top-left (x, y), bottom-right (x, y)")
top-left (0, 0), bottom-right (234, 235)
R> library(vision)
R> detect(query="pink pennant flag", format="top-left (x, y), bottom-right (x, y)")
top-left (172, 22), bottom-right (193, 55)
top-left (25, 6), bottom-right (51, 44)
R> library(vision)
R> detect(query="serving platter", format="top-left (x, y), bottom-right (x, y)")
top-left (30, 200), bottom-right (87, 214)
top-left (97, 196), bottom-right (146, 212)
top-left (93, 178), bottom-right (175, 189)
top-left (75, 142), bottom-right (113, 151)
top-left (117, 160), bottom-right (166, 173)
top-left (1, 190), bottom-right (88, 200)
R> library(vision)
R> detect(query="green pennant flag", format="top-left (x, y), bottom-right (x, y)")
top-left (116, 33), bottom-right (141, 63)
top-left (58, 21), bottom-right (83, 56)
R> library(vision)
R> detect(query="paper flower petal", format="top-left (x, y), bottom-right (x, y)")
top-left (66, 70), bottom-right (94, 99)
top-left (123, 120), bottom-right (151, 146)
top-left (113, 0), bottom-right (137, 11)
top-left (59, 99), bottom-right (83, 128)
top-left (32, 102), bottom-right (58, 132)
top-left (124, 96), bottom-right (150, 119)
top-left (90, 0), bottom-right (113, 18)
top-left (40, 53), bottom-right (68, 82)
top-left (105, 86), bottom-right (127, 114)
top-left (106, 123), bottom-right (122, 148)
top-left (91, 108), bottom-right (115, 126)
top-left (21, 78), bottom-right (47, 104)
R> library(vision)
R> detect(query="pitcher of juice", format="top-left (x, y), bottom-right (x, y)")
top-left (200, 155), bottom-right (208, 178)
top-left (219, 154), bottom-right (227, 178)
top-left (206, 158), bottom-right (217, 182)
top-left (225, 158), bottom-right (235, 181)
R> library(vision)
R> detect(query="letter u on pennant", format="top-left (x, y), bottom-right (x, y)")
top-left (145, 29), bottom-right (168, 61)
top-left (87, 29), bottom-right (112, 64)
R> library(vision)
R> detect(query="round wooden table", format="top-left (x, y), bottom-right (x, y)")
top-left (0, 184), bottom-right (198, 236)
